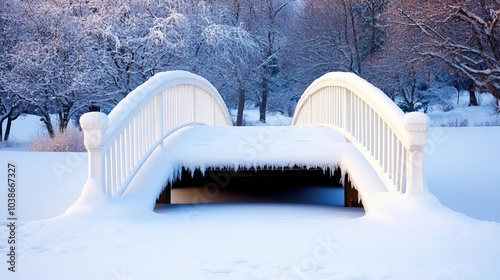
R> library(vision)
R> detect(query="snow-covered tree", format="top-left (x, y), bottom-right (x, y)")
top-left (0, 1), bottom-right (22, 141)
top-left (249, 0), bottom-right (294, 123)
top-left (190, 0), bottom-right (263, 126)
top-left (397, 0), bottom-right (500, 111)
top-left (288, 0), bottom-right (386, 93)
top-left (201, 22), bottom-right (262, 125)
top-left (83, 0), bottom-right (191, 101)
top-left (3, 0), bottom-right (107, 137)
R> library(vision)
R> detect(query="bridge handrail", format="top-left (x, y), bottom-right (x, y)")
top-left (292, 72), bottom-right (429, 195)
top-left (80, 71), bottom-right (232, 198)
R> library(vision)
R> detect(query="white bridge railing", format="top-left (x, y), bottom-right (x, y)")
top-left (292, 72), bottom-right (430, 195)
top-left (80, 71), bottom-right (232, 198)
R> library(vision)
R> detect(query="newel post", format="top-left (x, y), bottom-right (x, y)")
top-left (403, 112), bottom-right (430, 195)
top-left (80, 112), bottom-right (109, 199)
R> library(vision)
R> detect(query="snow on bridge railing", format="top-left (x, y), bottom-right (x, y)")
top-left (80, 71), bottom-right (232, 198)
top-left (292, 72), bottom-right (430, 195)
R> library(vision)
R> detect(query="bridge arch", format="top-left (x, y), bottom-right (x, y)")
top-left (292, 72), bottom-right (430, 196)
top-left (80, 70), bottom-right (232, 199)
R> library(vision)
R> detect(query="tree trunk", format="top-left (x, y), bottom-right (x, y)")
top-left (236, 77), bottom-right (245, 126)
top-left (58, 110), bottom-right (65, 133)
top-left (0, 113), bottom-right (8, 142)
top-left (486, 81), bottom-right (500, 112)
top-left (343, 0), bottom-right (361, 75)
top-left (259, 70), bottom-right (268, 123)
top-left (58, 100), bottom-right (73, 133)
top-left (41, 112), bottom-right (56, 138)
top-left (469, 89), bottom-right (478, 106)
top-left (0, 108), bottom-right (19, 141)
top-left (468, 79), bottom-right (478, 106)
top-left (4, 114), bottom-right (17, 141)
top-left (349, 5), bottom-right (362, 75)
top-left (59, 115), bottom-right (69, 133)
top-left (0, 120), bottom-right (3, 142)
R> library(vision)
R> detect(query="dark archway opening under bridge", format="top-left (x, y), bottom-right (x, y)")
top-left (155, 166), bottom-right (363, 208)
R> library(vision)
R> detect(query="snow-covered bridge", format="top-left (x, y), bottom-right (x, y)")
top-left (78, 70), bottom-right (430, 211)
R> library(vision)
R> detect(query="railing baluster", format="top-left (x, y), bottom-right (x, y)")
top-left (334, 88), bottom-right (337, 126)
top-left (401, 148), bottom-right (408, 192)
top-left (129, 124), bottom-right (133, 174)
top-left (123, 127), bottom-right (128, 176)
top-left (142, 108), bottom-right (147, 154)
top-left (104, 152), bottom-right (110, 195)
top-left (381, 123), bottom-right (386, 173)
top-left (112, 149), bottom-right (117, 195)
top-left (377, 116), bottom-right (382, 162)
top-left (374, 115), bottom-right (378, 161)
top-left (364, 102), bottom-right (368, 148)
top-left (119, 138), bottom-right (125, 191)
top-left (387, 125), bottom-right (391, 175)
top-left (329, 87), bottom-right (333, 124)
top-left (370, 108), bottom-right (375, 156)
top-left (133, 117), bottom-right (138, 166)
top-left (149, 102), bottom-right (154, 146)
top-left (392, 133), bottom-right (397, 186)
top-left (387, 129), bottom-right (392, 178)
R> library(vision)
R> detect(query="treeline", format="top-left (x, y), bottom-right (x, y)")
top-left (0, 0), bottom-right (499, 139)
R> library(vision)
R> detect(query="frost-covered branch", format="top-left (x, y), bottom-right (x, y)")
top-left (202, 23), bottom-right (261, 63)
top-left (395, 1), bottom-right (500, 102)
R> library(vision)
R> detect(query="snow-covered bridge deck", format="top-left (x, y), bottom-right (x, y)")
top-left (121, 124), bottom-right (387, 210)
top-left (165, 125), bottom-right (350, 171)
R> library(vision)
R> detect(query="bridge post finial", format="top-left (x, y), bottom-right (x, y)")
top-left (403, 112), bottom-right (430, 195)
top-left (80, 112), bottom-right (109, 199)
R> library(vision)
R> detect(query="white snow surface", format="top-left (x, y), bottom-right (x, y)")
top-left (164, 125), bottom-right (345, 171)
top-left (427, 92), bottom-right (499, 126)
top-left (0, 107), bottom-right (499, 279)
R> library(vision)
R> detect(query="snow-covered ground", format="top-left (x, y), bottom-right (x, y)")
top-left (0, 99), bottom-right (499, 279)
top-left (229, 108), bottom-right (294, 126)
top-left (426, 91), bottom-right (500, 127)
